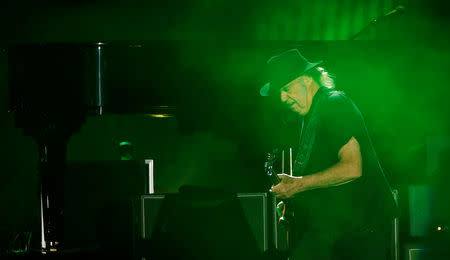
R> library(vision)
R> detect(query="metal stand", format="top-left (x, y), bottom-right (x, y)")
top-left (392, 189), bottom-right (400, 260)
top-left (37, 138), bottom-right (68, 253)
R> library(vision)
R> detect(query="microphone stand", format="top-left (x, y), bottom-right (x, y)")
top-left (349, 6), bottom-right (404, 40)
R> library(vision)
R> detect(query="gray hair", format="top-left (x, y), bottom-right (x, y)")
top-left (305, 66), bottom-right (335, 89)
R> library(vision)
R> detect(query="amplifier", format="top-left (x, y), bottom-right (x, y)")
top-left (406, 247), bottom-right (450, 260)
top-left (135, 193), bottom-right (277, 259)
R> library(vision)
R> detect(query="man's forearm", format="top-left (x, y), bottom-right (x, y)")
top-left (272, 137), bottom-right (362, 199)
top-left (298, 160), bottom-right (361, 192)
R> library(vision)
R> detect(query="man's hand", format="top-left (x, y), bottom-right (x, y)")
top-left (271, 174), bottom-right (307, 199)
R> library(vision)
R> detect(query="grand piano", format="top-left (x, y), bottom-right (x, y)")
top-left (7, 42), bottom-right (188, 255)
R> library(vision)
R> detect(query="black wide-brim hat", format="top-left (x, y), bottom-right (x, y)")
top-left (260, 49), bottom-right (322, 96)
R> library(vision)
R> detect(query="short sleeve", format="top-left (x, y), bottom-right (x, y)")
top-left (318, 94), bottom-right (365, 154)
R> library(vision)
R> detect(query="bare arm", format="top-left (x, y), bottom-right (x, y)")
top-left (271, 136), bottom-right (362, 199)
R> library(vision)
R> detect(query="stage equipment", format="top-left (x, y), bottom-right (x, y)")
top-left (350, 5), bottom-right (405, 40)
top-left (405, 246), bottom-right (450, 260)
top-left (8, 42), bottom-right (174, 253)
top-left (135, 192), bottom-right (278, 259)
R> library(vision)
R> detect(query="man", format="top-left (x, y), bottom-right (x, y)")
top-left (261, 49), bottom-right (396, 259)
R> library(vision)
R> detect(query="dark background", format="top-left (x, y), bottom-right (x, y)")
top-left (1, 0), bottom-right (450, 253)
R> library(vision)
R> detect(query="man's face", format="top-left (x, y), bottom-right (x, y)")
top-left (279, 76), bottom-right (309, 115)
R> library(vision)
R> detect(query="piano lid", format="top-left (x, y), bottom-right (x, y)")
top-left (8, 42), bottom-right (179, 116)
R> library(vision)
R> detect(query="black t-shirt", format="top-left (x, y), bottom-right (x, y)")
top-left (285, 87), bottom-right (395, 232)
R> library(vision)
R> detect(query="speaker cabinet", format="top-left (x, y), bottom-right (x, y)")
top-left (136, 193), bottom-right (276, 259)
top-left (406, 247), bottom-right (450, 260)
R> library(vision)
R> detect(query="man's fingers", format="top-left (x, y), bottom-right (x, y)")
top-left (270, 186), bottom-right (279, 195)
top-left (271, 183), bottom-right (283, 193)
top-left (271, 186), bottom-right (285, 199)
top-left (271, 182), bottom-right (291, 199)
top-left (269, 184), bottom-right (275, 192)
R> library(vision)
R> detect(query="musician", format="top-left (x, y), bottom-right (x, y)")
top-left (261, 49), bottom-right (396, 260)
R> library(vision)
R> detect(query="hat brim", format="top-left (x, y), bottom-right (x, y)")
top-left (260, 60), bottom-right (322, 97)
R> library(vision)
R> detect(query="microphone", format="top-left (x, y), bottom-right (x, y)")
top-left (373, 5), bottom-right (405, 23)
top-left (386, 5), bottom-right (405, 16)
top-left (350, 5), bottom-right (405, 40)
